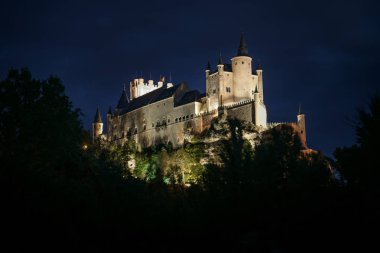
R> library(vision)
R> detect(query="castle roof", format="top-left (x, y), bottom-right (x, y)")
top-left (237, 33), bottom-right (250, 57)
top-left (94, 107), bottom-right (102, 123)
top-left (175, 90), bottom-right (203, 107)
top-left (117, 89), bottom-right (129, 109)
top-left (116, 83), bottom-right (188, 115)
top-left (218, 54), bottom-right (223, 65)
top-left (298, 104), bottom-right (304, 115)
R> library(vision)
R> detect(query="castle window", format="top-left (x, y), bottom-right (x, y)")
top-left (175, 118), bottom-right (178, 123)
top-left (190, 114), bottom-right (193, 119)
top-left (226, 87), bottom-right (231, 93)
top-left (186, 115), bottom-right (189, 120)
top-left (134, 128), bottom-right (137, 134)
top-left (168, 118), bottom-right (170, 123)
top-left (143, 125), bottom-right (146, 131)
top-left (182, 116), bottom-right (185, 121)
top-left (242, 61), bottom-right (244, 64)
top-left (179, 118), bottom-right (181, 122)
top-left (213, 89), bottom-right (216, 94)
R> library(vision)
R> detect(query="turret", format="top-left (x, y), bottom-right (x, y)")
top-left (217, 54), bottom-right (224, 75)
top-left (92, 107), bottom-right (103, 143)
top-left (256, 62), bottom-right (264, 102)
top-left (130, 79), bottom-right (138, 100)
top-left (117, 89), bottom-right (129, 109)
top-left (297, 104), bottom-right (307, 148)
top-left (231, 33), bottom-right (253, 102)
top-left (106, 106), bottom-right (113, 141)
top-left (158, 76), bottom-right (164, 88)
top-left (253, 87), bottom-right (267, 128)
top-left (254, 86), bottom-right (260, 102)
top-left (206, 61), bottom-right (211, 77)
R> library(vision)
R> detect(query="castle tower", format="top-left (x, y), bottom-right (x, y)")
top-left (217, 54), bottom-right (224, 106)
top-left (231, 33), bottom-right (253, 102)
top-left (297, 104), bottom-right (307, 148)
top-left (254, 87), bottom-right (261, 126)
top-left (130, 79), bottom-right (138, 100)
top-left (92, 107), bottom-right (103, 143)
top-left (256, 62), bottom-right (264, 102)
top-left (106, 107), bottom-right (113, 141)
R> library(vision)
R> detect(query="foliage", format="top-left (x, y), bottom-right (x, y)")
top-left (334, 93), bottom-right (380, 194)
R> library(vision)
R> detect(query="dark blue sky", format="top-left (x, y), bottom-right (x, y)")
top-left (1, 0), bottom-right (379, 156)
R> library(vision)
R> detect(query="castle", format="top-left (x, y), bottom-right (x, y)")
top-left (92, 34), bottom-right (307, 149)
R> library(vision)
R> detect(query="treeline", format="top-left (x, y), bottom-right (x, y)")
top-left (0, 69), bottom-right (379, 252)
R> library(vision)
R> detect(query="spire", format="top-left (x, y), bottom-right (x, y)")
top-left (218, 53), bottom-right (223, 65)
top-left (237, 33), bottom-right (249, 57)
top-left (298, 103), bottom-right (304, 115)
top-left (206, 61), bottom-right (211, 71)
top-left (94, 107), bottom-right (102, 123)
top-left (256, 60), bottom-right (263, 70)
top-left (117, 89), bottom-right (129, 109)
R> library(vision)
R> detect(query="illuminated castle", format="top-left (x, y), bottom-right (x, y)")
top-left (93, 34), bottom-right (307, 149)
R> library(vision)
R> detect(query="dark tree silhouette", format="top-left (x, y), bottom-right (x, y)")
top-left (335, 93), bottom-right (380, 193)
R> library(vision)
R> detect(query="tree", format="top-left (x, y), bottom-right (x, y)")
top-left (334, 93), bottom-right (380, 193)
top-left (0, 68), bottom-right (84, 171)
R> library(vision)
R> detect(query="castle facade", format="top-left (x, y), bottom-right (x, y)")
top-left (93, 35), bottom-right (306, 149)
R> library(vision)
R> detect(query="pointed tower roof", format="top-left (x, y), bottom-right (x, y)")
top-left (206, 61), bottom-right (211, 71)
top-left (298, 104), bottom-right (304, 115)
top-left (237, 33), bottom-right (249, 57)
top-left (117, 89), bottom-right (129, 109)
top-left (107, 106), bottom-right (113, 115)
top-left (94, 107), bottom-right (102, 123)
top-left (256, 60), bottom-right (263, 70)
top-left (218, 53), bottom-right (223, 65)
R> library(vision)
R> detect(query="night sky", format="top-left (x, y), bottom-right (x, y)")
top-left (1, 0), bottom-right (379, 156)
